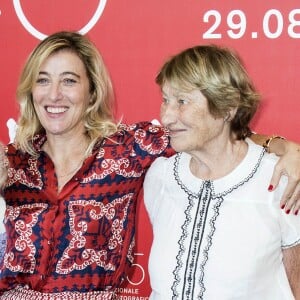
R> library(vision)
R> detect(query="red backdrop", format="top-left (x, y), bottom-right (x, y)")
top-left (0, 1), bottom-right (299, 298)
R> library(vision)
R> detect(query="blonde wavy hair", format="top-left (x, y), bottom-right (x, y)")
top-left (15, 31), bottom-right (118, 156)
top-left (156, 45), bottom-right (260, 139)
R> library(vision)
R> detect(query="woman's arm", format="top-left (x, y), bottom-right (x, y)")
top-left (250, 134), bottom-right (300, 214)
top-left (283, 245), bottom-right (300, 299)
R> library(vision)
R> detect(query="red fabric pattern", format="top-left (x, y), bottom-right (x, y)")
top-left (0, 122), bottom-right (173, 294)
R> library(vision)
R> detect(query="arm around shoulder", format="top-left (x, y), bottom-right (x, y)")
top-left (250, 133), bottom-right (300, 213)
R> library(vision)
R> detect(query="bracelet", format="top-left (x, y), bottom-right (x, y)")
top-left (263, 135), bottom-right (285, 153)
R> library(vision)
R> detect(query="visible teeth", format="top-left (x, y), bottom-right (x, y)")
top-left (46, 107), bottom-right (67, 113)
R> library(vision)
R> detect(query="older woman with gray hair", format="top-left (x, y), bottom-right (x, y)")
top-left (144, 45), bottom-right (300, 299)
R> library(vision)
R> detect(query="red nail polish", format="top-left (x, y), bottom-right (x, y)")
top-left (286, 209), bottom-right (290, 214)
top-left (268, 185), bottom-right (273, 191)
top-left (295, 210), bottom-right (299, 216)
top-left (281, 204), bottom-right (285, 209)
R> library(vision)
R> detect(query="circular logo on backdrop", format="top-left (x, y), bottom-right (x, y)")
top-left (13, 0), bottom-right (107, 40)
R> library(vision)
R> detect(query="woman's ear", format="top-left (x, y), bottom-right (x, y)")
top-left (227, 107), bottom-right (238, 121)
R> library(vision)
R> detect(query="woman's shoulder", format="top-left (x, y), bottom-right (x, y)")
top-left (246, 138), bottom-right (279, 167)
top-left (147, 153), bottom-right (178, 176)
top-left (6, 142), bottom-right (19, 156)
top-left (246, 139), bottom-right (287, 192)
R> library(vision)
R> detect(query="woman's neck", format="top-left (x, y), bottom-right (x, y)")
top-left (43, 132), bottom-right (89, 161)
top-left (43, 133), bottom-right (90, 193)
top-left (189, 139), bottom-right (248, 180)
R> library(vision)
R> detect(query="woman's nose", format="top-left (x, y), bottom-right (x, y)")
top-left (160, 103), bottom-right (177, 127)
top-left (49, 82), bottom-right (63, 101)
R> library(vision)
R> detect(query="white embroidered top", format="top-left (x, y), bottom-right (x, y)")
top-left (144, 140), bottom-right (300, 300)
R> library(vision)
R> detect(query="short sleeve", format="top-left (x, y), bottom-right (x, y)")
top-left (143, 157), bottom-right (168, 224)
top-left (280, 210), bottom-right (300, 249)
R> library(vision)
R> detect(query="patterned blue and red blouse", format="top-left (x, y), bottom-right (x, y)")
top-left (0, 122), bottom-right (173, 294)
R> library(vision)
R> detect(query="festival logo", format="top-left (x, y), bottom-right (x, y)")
top-left (13, 0), bottom-right (107, 39)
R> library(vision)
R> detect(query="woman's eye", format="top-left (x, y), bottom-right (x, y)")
top-left (178, 99), bottom-right (187, 105)
top-left (162, 97), bottom-right (169, 104)
top-left (63, 78), bottom-right (77, 85)
top-left (36, 78), bottom-right (49, 85)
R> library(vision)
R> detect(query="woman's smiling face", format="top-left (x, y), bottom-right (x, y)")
top-left (32, 50), bottom-right (91, 137)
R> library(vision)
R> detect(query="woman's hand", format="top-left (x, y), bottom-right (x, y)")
top-left (269, 141), bottom-right (300, 215)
